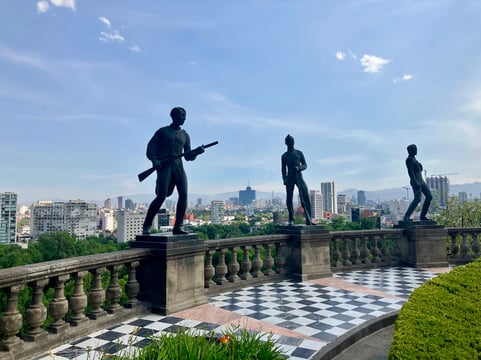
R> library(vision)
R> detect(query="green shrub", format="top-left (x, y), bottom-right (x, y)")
top-left (389, 258), bottom-right (481, 359)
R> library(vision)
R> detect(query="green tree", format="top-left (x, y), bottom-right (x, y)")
top-left (31, 232), bottom-right (77, 261)
top-left (435, 197), bottom-right (481, 227)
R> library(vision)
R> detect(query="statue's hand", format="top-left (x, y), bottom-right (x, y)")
top-left (194, 146), bottom-right (205, 156)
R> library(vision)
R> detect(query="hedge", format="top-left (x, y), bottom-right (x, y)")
top-left (389, 258), bottom-right (481, 359)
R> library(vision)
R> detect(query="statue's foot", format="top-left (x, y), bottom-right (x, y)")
top-left (403, 216), bottom-right (411, 222)
top-left (420, 216), bottom-right (431, 221)
top-left (173, 226), bottom-right (189, 235)
top-left (142, 226), bottom-right (151, 235)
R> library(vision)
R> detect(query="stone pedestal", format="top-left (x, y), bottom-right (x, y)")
top-left (131, 233), bottom-right (207, 315)
top-left (395, 221), bottom-right (449, 268)
top-left (277, 225), bottom-right (332, 281)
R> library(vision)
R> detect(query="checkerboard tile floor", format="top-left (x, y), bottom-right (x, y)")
top-left (334, 266), bottom-right (440, 299)
top-left (34, 267), bottom-right (444, 360)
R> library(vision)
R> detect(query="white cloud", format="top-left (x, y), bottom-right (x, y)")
top-left (129, 45), bottom-right (141, 52)
top-left (393, 73), bottom-right (413, 83)
top-left (37, 0), bottom-right (76, 12)
top-left (98, 16), bottom-right (111, 28)
top-left (335, 51), bottom-right (345, 61)
top-left (50, 0), bottom-right (76, 10)
top-left (460, 92), bottom-right (481, 114)
top-left (360, 54), bottom-right (390, 73)
top-left (99, 30), bottom-right (125, 43)
top-left (36, 0), bottom-right (49, 13)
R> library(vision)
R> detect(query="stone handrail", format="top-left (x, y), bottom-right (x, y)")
top-left (0, 248), bottom-right (151, 359)
top-left (446, 227), bottom-right (481, 264)
top-left (329, 229), bottom-right (403, 272)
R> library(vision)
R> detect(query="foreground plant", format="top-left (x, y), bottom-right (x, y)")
top-left (109, 325), bottom-right (286, 360)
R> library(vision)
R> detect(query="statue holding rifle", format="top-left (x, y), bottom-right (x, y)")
top-left (140, 107), bottom-right (217, 235)
top-left (281, 134), bottom-right (313, 226)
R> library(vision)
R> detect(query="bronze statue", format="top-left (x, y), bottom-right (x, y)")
top-left (281, 134), bottom-right (312, 225)
top-left (142, 107), bottom-right (205, 235)
top-left (403, 144), bottom-right (432, 221)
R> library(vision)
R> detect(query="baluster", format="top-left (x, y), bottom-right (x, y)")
top-left (240, 246), bottom-right (252, 280)
top-left (360, 236), bottom-right (369, 263)
top-left (88, 267), bottom-right (107, 319)
top-left (450, 234), bottom-right (460, 259)
top-left (351, 237), bottom-right (360, 265)
top-left (0, 285), bottom-right (24, 350)
top-left (263, 243), bottom-right (275, 276)
top-left (472, 234), bottom-right (480, 259)
top-left (227, 247), bottom-right (240, 282)
top-left (106, 265), bottom-right (122, 314)
top-left (380, 235), bottom-right (391, 263)
top-left (342, 238), bottom-right (351, 266)
top-left (251, 245), bottom-right (263, 278)
top-left (204, 250), bottom-right (216, 288)
top-left (125, 261), bottom-right (140, 308)
top-left (24, 279), bottom-right (48, 342)
top-left (47, 275), bottom-right (70, 334)
top-left (460, 233), bottom-right (469, 258)
top-left (371, 236), bottom-right (380, 263)
top-left (275, 242), bottom-right (287, 275)
top-left (331, 237), bottom-right (341, 267)
top-left (214, 249), bottom-right (228, 285)
top-left (68, 271), bottom-right (88, 326)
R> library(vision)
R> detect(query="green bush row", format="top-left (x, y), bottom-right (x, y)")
top-left (389, 258), bottom-right (481, 359)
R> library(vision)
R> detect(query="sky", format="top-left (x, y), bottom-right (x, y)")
top-left (1, 0), bottom-right (481, 204)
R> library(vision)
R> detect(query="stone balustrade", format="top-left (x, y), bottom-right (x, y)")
top-left (1, 224), bottom-right (480, 359)
top-left (446, 227), bottom-right (481, 264)
top-left (0, 248), bottom-right (151, 360)
top-left (204, 234), bottom-right (290, 295)
top-left (329, 229), bottom-right (403, 271)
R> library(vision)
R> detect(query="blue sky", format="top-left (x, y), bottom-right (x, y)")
top-left (1, 1), bottom-right (481, 203)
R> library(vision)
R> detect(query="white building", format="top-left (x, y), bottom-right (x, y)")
top-left (309, 190), bottom-right (323, 220)
top-left (30, 200), bottom-right (97, 240)
top-left (388, 199), bottom-right (410, 219)
top-left (116, 211), bottom-right (154, 243)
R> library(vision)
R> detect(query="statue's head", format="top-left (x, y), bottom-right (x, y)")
top-left (407, 144), bottom-right (417, 156)
top-left (285, 134), bottom-right (295, 147)
top-left (170, 107), bottom-right (186, 126)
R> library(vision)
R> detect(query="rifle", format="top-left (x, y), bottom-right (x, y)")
top-left (137, 141), bottom-right (219, 182)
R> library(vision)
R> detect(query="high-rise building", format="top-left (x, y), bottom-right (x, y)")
top-left (30, 200), bottom-right (97, 240)
top-left (0, 192), bottom-right (17, 244)
top-left (321, 182), bottom-right (337, 214)
top-left (458, 191), bottom-right (468, 204)
top-left (357, 190), bottom-right (366, 206)
top-left (104, 198), bottom-right (112, 209)
top-left (210, 200), bottom-right (225, 224)
top-left (309, 190), bottom-right (323, 220)
top-left (125, 199), bottom-right (134, 211)
top-left (426, 176), bottom-right (449, 207)
top-left (117, 196), bottom-right (123, 210)
top-left (99, 209), bottom-right (116, 232)
top-left (337, 194), bottom-right (350, 214)
top-left (239, 186), bottom-right (256, 206)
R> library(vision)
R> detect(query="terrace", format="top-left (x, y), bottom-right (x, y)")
top-left (1, 223), bottom-right (479, 360)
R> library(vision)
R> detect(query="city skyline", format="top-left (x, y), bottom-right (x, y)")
top-left (2, 1), bottom-right (481, 202)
